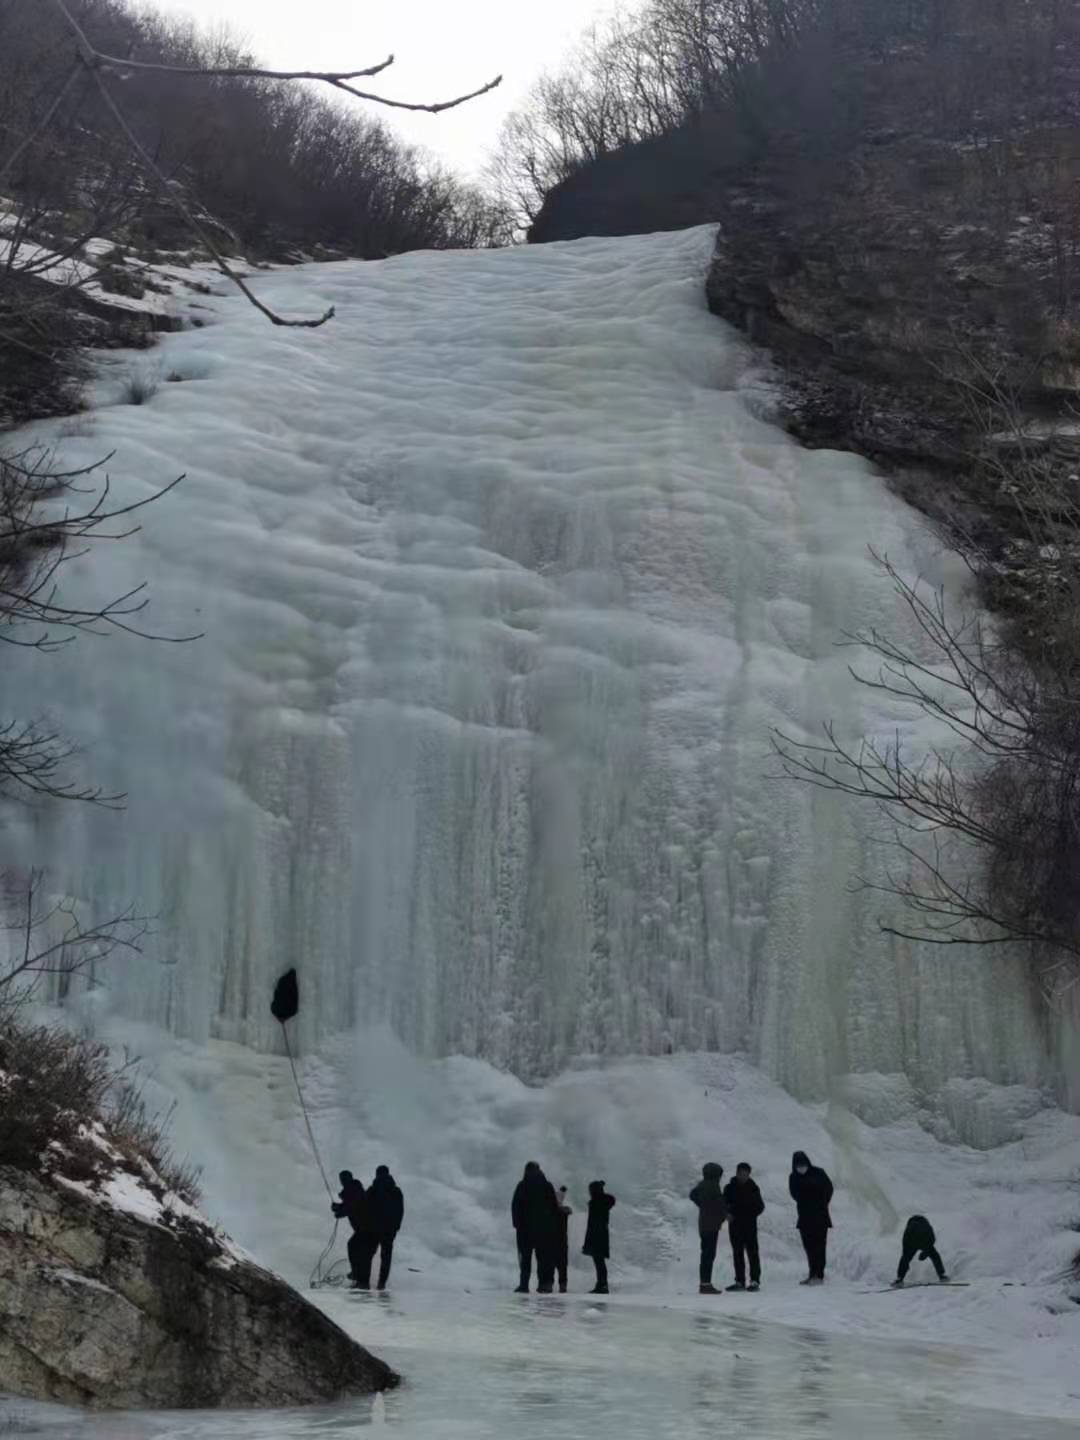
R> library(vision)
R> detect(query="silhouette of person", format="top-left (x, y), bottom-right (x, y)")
top-left (789, 1150), bottom-right (833, 1284)
top-left (511, 1161), bottom-right (560, 1293)
top-left (332, 1169), bottom-right (372, 1288)
top-left (582, 1180), bottom-right (615, 1294)
top-left (367, 1164), bottom-right (405, 1290)
top-left (690, 1162), bottom-right (728, 1293)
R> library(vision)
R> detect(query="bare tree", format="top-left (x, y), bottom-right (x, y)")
top-left (0, 868), bottom-right (150, 1000)
top-left (0, 0), bottom-right (503, 329)
top-left (0, 445), bottom-right (193, 806)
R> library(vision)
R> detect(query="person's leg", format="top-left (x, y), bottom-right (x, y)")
top-left (594, 1257), bottom-right (608, 1290)
top-left (897, 1241), bottom-right (917, 1282)
top-left (814, 1226), bottom-right (828, 1280)
top-left (347, 1233), bottom-right (362, 1284)
top-left (377, 1236), bottom-right (394, 1289)
top-left (537, 1245), bottom-right (555, 1292)
top-left (729, 1227), bottom-right (746, 1287)
top-left (924, 1245), bottom-right (947, 1280)
top-left (557, 1239), bottom-right (568, 1292)
top-left (700, 1230), bottom-right (718, 1285)
top-left (517, 1240), bottom-right (533, 1291)
top-left (799, 1225), bottom-right (814, 1280)
top-left (746, 1226), bottom-right (761, 1286)
top-left (355, 1236), bottom-right (376, 1288)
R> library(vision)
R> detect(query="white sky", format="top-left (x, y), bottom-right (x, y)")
top-left (149, 0), bottom-right (622, 179)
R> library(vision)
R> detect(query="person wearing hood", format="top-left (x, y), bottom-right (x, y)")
top-left (788, 1150), bottom-right (833, 1284)
top-left (332, 1170), bottom-right (374, 1289)
top-left (689, 1162), bottom-right (728, 1294)
top-left (582, 1180), bottom-right (615, 1294)
top-left (512, 1161), bottom-right (561, 1293)
top-left (722, 1161), bottom-right (765, 1291)
top-left (367, 1165), bottom-right (405, 1290)
top-left (892, 1214), bottom-right (948, 1287)
top-left (555, 1185), bottom-right (574, 1293)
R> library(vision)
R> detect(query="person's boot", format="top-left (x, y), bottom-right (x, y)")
top-left (748, 1281), bottom-right (760, 1292)
top-left (938, 1274), bottom-right (950, 1283)
top-left (726, 1282), bottom-right (746, 1292)
top-left (807, 1276), bottom-right (824, 1286)
top-left (891, 1278), bottom-right (905, 1288)
top-left (537, 1285), bottom-right (553, 1294)
top-left (514, 1284), bottom-right (529, 1294)
top-left (799, 1276), bottom-right (813, 1285)
top-left (590, 1284), bottom-right (609, 1295)
top-left (699, 1282), bottom-right (720, 1295)
top-left (559, 1283), bottom-right (567, 1293)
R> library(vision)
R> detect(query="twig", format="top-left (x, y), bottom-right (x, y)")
top-left (88, 68), bottom-right (335, 329)
top-left (52, 39), bottom-right (503, 114)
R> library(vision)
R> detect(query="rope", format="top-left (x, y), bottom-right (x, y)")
top-left (310, 1218), bottom-right (350, 1289)
top-left (279, 1019), bottom-right (333, 1199)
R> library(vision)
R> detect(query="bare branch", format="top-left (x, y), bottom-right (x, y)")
top-left (86, 66), bottom-right (335, 330)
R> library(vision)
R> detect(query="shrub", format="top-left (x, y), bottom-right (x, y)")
top-left (0, 1007), bottom-right (200, 1204)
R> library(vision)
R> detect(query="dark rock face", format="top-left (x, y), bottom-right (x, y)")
top-left (0, 1166), bottom-right (398, 1409)
top-left (528, 120), bottom-right (742, 245)
top-left (529, 4), bottom-right (1080, 552)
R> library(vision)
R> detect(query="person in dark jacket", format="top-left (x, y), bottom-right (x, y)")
top-left (332, 1170), bottom-right (374, 1289)
top-left (512, 1161), bottom-right (561, 1293)
top-left (689, 1162), bottom-right (728, 1294)
top-left (722, 1161), bottom-right (765, 1291)
top-left (892, 1215), bottom-right (948, 1286)
top-left (788, 1150), bottom-right (833, 1284)
top-left (582, 1179), bottom-right (615, 1293)
top-left (367, 1165), bottom-right (405, 1290)
top-left (554, 1186), bottom-right (573, 1293)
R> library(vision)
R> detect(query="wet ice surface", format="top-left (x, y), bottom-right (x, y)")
top-left (4, 1292), bottom-right (1077, 1440)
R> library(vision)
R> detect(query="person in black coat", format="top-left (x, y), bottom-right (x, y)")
top-left (892, 1215), bottom-right (948, 1286)
top-left (689, 1162), bottom-right (728, 1294)
top-left (789, 1150), bottom-right (833, 1284)
top-left (512, 1161), bottom-right (561, 1293)
top-left (332, 1170), bottom-right (375, 1289)
top-left (367, 1165), bottom-right (405, 1290)
top-left (582, 1179), bottom-right (615, 1294)
top-left (722, 1161), bottom-right (765, 1291)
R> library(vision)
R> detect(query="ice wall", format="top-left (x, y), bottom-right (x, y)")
top-left (0, 226), bottom-right (1061, 1103)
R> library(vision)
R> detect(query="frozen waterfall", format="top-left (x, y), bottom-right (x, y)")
top-left (1, 226), bottom-right (1061, 1104)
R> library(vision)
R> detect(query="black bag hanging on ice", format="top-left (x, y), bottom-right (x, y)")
top-left (271, 967), bottom-right (299, 1024)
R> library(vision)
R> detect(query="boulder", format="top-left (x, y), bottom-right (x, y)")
top-left (0, 1165), bottom-right (397, 1409)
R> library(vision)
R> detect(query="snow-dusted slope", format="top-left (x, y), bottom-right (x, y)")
top-left (0, 225), bottom-right (1064, 1105)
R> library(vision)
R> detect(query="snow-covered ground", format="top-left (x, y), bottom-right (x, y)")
top-left (7, 1014), bottom-right (1071, 1431)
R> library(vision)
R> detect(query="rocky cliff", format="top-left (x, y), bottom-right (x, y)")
top-left (0, 1164), bottom-right (397, 1409)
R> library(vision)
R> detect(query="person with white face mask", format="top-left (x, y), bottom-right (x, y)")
top-left (788, 1150), bottom-right (833, 1284)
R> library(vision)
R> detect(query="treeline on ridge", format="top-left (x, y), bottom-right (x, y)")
top-left (0, 0), bottom-right (512, 261)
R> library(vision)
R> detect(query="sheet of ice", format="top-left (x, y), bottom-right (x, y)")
top-left (0, 225), bottom-right (1070, 1110)
top-left (3, 1278), bottom-right (1079, 1439)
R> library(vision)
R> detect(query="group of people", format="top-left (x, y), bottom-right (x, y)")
top-left (512, 1151), bottom-right (950, 1294)
top-left (331, 1152), bottom-right (949, 1295)
top-left (512, 1162), bottom-right (616, 1294)
top-left (332, 1165), bottom-right (405, 1289)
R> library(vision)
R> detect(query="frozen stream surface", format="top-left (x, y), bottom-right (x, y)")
top-left (4, 1290), bottom-right (1079, 1440)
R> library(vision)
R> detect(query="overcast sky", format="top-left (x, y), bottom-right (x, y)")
top-left (150, 0), bottom-right (623, 179)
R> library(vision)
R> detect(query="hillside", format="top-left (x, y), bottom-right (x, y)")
top-left (0, 0), bottom-right (509, 430)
